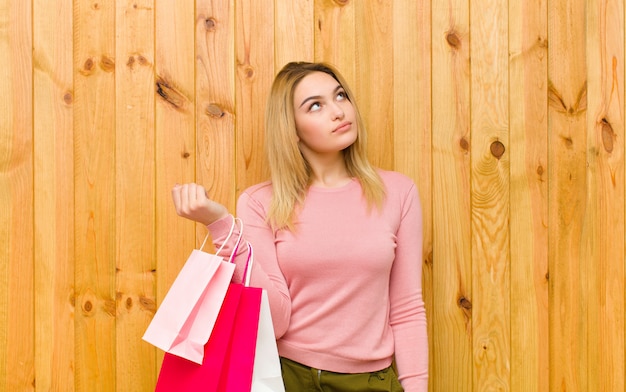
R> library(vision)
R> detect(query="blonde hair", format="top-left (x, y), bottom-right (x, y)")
top-left (265, 62), bottom-right (385, 230)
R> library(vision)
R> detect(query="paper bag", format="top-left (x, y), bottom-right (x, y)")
top-left (251, 290), bottom-right (285, 392)
top-left (143, 250), bottom-right (235, 363)
top-left (154, 283), bottom-right (263, 392)
top-left (144, 217), bottom-right (242, 364)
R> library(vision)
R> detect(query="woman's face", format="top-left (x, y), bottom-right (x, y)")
top-left (292, 71), bottom-right (357, 159)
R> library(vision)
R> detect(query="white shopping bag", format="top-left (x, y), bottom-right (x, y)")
top-left (251, 290), bottom-right (285, 392)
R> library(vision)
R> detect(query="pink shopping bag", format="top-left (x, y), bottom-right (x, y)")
top-left (155, 243), bottom-right (264, 392)
top-left (155, 284), bottom-right (262, 391)
top-left (217, 285), bottom-right (262, 391)
top-left (143, 217), bottom-right (242, 364)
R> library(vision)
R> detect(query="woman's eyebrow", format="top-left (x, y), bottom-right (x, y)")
top-left (298, 84), bottom-right (343, 108)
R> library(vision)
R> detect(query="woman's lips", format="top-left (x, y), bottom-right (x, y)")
top-left (333, 122), bottom-right (352, 133)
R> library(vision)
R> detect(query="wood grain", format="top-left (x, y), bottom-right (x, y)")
top-left (314, 0), bottom-right (356, 81)
top-left (431, 0), bottom-right (473, 390)
top-left (354, 0), bottom-right (394, 170)
top-left (509, 0), bottom-right (549, 391)
top-left (33, 0), bottom-right (75, 389)
top-left (114, 1), bottom-right (156, 390)
top-left (155, 0), bottom-right (196, 372)
top-left (585, 0), bottom-right (625, 390)
top-left (235, 0), bottom-right (273, 192)
top-left (548, 0), bottom-right (589, 390)
top-left (3, 1), bottom-right (626, 390)
top-left (73, 0), bottom-right (117, 390)
top-left (197, 0), bottom-right (237, 216)
top-left (0, 0), bottom-right (34, 390)
top-left (275, 0), bottom-right (314, 67)
top-left (470, 0), bottom-right (510, 389)
top-left (392, 2), bottom-right (433, 388)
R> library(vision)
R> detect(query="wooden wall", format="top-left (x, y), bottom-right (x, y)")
top-left (0, 0), bottom-right (624, 390)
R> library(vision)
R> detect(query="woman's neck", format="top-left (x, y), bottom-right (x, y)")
top-left (308, 160), bottom-right (351, 188)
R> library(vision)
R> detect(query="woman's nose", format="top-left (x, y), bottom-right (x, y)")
top-left (331, 103), bottom-right (345, 119)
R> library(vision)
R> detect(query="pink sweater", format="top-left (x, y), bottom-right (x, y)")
top-left (208, 170), bottom-right (428, 391)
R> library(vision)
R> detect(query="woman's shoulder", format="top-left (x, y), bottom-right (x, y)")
top-left (239, 180), bottom-right (273, 203)
top-left (376, 168), bottom-right (416, 190)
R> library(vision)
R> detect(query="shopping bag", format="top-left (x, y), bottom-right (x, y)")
top-left (155, 284), bottom-right (262, 391)
top-left (251, 290), bottom-right (285, 392)
top-left (155, 243), bottom-right (268, 392)
top-left (216, 284), bottom-right (263, 391)
top-left (143, 217), bottom-right (242, 364)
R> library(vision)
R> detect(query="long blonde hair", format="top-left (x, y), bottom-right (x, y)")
top-left (265, 62), bottom-right (385, 230)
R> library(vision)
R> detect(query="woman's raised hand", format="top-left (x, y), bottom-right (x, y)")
top-left (171, 183), bottom-right (229, 226)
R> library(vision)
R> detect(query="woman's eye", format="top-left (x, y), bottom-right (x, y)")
top-left (309, 102), bottom-right (321, 111)
top-left (337, 91), bottom-right (347, 101)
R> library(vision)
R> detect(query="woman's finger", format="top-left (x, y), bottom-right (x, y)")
top-left (171, 184), bottom-right (182, 212)
top-left (195, 183), bottom-right (207, 203)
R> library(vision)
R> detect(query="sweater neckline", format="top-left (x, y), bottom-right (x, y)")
top-left (308, 178), bottom-right (359, 193)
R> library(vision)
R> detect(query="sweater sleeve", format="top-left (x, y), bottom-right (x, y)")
top-left (390, 184), bottom-right (429, 391)
top-left (206, 189), bottom-right (292, 338)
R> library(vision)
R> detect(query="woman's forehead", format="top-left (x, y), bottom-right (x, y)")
top-left (294, 72), bottom-right (341, 98)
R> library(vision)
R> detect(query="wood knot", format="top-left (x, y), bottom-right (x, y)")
top-left (206, 103), bottom-right (225, 118)
top-left (459, 137), bottom-right (469, 152)
top-left (333, 0), bottom-right (350, 5)
top-left (137, 55), bottom-right (149, 66)
top-left (80, 58), bottom-right (95, 76)
top-left (139, 296), bottom-right (156, 312)
top-left (490, 140), bottom-right (505, 159)
top-left (92, 2), bottom-right (99, 10)
top-left (83, 300), bottom-right (93, 313)
top-left (600, 118), bottom-right (614, 153)
top-left (446, 30), bottom-right (461, 49)
top-left (424, 250), bottom-right (433, 267)
top-left (156, 76), bottom-right (186, 109)
top-left (245, 66), bottom-right (254, 79)
top-left (458, 296), bottom-right (472, 310)
top-left (181, 151), bottom-right (190, 158)
top-left (536, 164), bottom-right (544, 176)
top-left (63, 91), bottom-right (73, 105)
top-left (561, 136), bottom-right (573, 148)
top-left (125, 297), bottom-right (133, 310)
top-left (103, 298), bottom-right (116, 317)
top-left (537, 35), bottom-right (548, 49)
top-left (205, 17), bottom-right (217, 31)
top-left (100, 55), bottom-right (115, 73)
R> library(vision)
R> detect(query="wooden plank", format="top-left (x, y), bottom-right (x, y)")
top-left (73, 0), bottom-right (117, 389)
top-left (430, 0), bottom-right (472, 390)
top-left (0, 0), bottom-right (34, 390)
top-left (392, 1), bottom-right (433, 386)
top-left (469, 0), bottom-right (510, 389)
top-left (33, 0), bottom-right (75, 389)
top-left (354, 0), bottom-right (393, 170)
top-left (114, 1), bottom-right (156, 390)
top-left (235, 0), bottom-right (273, 192)
top-left (196, 0), bottom-right (237, 216)
top-left (584, 0), bottom-right (625, 390)
top-left (275, 0), bottom-right (314, 68)
top-left (314, 0), bottom-right (356, 82)
top-left (508, 1), bottom-right (549, 391)
top-left (154, 0), bottom-right (196, 373)
top-left (547, 0), bottom-right (588, 390)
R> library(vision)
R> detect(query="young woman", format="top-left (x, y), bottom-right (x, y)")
top-left (172, 62), bottom-right (428, 391)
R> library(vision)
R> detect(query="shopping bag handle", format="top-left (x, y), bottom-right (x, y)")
top-left (199, 215), bottom-right (244, 264)
top-left (243, 242), bottom-right (254, 287)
